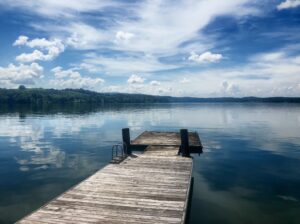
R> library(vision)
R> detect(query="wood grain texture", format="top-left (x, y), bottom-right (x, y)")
top-left (131, 131), bottom-right (202, 148)
top-left (18, 142), bottom-right (193, 224)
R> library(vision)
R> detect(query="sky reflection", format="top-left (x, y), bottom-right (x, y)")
top-left (0, 103), bottom-right (299, 223)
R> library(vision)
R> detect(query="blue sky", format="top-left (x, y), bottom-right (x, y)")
top-left (0, 0), bottom-right (299, 97)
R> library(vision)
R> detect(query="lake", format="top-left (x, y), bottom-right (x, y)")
top-left (0, 103), bottom-right (300, 224)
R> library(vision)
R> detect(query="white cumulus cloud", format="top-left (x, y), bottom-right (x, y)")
top-left (4, 0), bottom-right (263, 79)
top-left (150, 80), bottom-right (161, 86)
top-left (16, 50), bottom-right (45, 63)
top-left (50, 77), bottom-right (104, 89)
top-left (180, 78), bottom-right (190, 84)
top-left (115, 31), bottom-right (135, 44)
top-left (127, 74), bottom-right (145, 84)
top-left (188, 51), bottom-right (223, 63)
top-left (13, 35), bottom-right (29, 46)
top-left (50, 66), bottom-right (104, 89)
top-left (0, 63), bottom-right (43, 86)
top-left (221, 81), bottom-right (241, 96)
top-left (51, 66), bottom-right (81, 79)
top-left (277, 0), bottom-right (300, 10)
top-left (14, 36), bottom-right (65, 62)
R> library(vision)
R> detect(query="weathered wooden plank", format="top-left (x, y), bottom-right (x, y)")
top-left (58, 195), bottom-right (185, 209)
top-left (131, 131), bottom-right (202, 147)
top-left (69, 189), bottom-right (187, 201)
top-left (40, 204), bottom-right (183, 222)
top-left (18, 138), bottom-right (194, 224)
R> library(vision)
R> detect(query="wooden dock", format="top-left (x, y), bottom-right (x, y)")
top-left (18, 129), bottom-right (202, 224)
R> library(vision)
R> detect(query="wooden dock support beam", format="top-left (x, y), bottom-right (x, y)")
top-left (180, 129), bottom-right (190, 157)
top-left (122, 128), bottom-right (131, 155)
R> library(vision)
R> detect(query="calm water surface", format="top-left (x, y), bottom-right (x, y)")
top-left (0, 103), bottom-right (300, 224)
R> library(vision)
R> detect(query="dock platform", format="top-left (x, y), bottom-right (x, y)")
top-left (18, 129), bottom-right (202, 224)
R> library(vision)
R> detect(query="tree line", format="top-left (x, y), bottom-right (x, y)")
top-left (0, 86), bottom-right (299, 105)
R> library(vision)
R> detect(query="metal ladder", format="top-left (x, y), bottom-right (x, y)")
top-left (110, 142), bottom-right (128, 164)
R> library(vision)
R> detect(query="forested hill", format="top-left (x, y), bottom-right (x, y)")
top-left (0, 87), bottom-right (300, 104)
top-left (0, 87), bottom-right (171, 104)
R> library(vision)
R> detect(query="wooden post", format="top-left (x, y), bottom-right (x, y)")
top-left (122, 128), bottom-right (131, 155)
top-left (180, 129), bottom-right (190, 157)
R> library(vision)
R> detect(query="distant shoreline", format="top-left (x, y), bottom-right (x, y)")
top-left (1, 87), bottom-right (300, 104)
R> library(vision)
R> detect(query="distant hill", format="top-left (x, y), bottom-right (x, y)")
top-left (0, 87), bottom-right (300, 104)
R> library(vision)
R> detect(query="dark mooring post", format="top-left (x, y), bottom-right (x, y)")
top-left (180, 129), bottom-right (190, 157)
top-left (122, 128), bottom-right (131, 155)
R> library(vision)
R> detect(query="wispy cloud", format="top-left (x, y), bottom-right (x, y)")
top-left (277, 0), bottom-right (300, 10)
top-left (17, 0), bottom-right (258, 61)
top-left (80, 53), bottom-right (177, 75)
top-left (0, 0), bottom-right (118, 18)
top-left (65, 23), bottom-right (109, 50)
top-left (0, 0), bottom-right (299, 96)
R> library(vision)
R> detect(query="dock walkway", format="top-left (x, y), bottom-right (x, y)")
top-left (18, 130), bottom-right (202, 224)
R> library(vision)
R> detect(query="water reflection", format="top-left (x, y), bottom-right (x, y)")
top-left (0, 103), bottom-right (299, 223)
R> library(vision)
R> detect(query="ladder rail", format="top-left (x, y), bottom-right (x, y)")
top-left (111, 142), bottom-right (127, 163)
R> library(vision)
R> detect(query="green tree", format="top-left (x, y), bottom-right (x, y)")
top-left (18, 85), bottom-right (26, 90)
